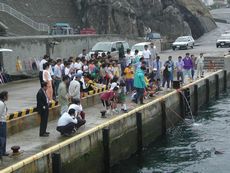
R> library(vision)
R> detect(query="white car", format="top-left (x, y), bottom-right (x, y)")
top-left (131, 42), bottom-right (152, 56)
top-left (216, 35), bottom-right (230, 48)
top-left (172, 36), bottom-right (195, 50)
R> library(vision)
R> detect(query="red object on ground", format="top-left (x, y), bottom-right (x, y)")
top-left (80, 28), bottom-right (96, 35)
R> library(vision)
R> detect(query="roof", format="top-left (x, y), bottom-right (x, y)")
top-left (133, 42), bottom-right (152, 46)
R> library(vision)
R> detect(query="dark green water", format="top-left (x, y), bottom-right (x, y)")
top-left (112, 92), bottom-right (230, 173)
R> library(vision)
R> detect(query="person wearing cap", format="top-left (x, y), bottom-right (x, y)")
top-left (195, 53), bottom-right (204, 78)
top-left (69, 73), bottom-right (81, 100)
top-left (56, 108), bottom-right (85, 136)
top-left (176, 56), bottom-right (184, 84)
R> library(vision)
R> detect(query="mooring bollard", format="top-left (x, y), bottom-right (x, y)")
top-left (52, 153), bottom-right (62, 173)
top-left (224, 70), bottom-right (227, 92)
top-left (103, 128), bottom-right (110, 173)
top-left (161, 101), bottom-right (167, 136)
top-left (194, 85), bottom-right (198, 115)
top-left (215, 74), bottom-right (219, 99)
top-left (205, 79), bottom-right (210, 104)
top-left (136, 112), bottom-right (143, 153)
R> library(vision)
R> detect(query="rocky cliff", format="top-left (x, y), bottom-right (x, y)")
top-left (73, 0), bottom-right (216, 40)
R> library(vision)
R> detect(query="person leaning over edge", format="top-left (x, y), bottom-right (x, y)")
top-left (0, 91), bottom-right (9, 156)
top-left (36, 82), bottom-right (50, 137)
top-left (56, 108), bottom-right (85, 136)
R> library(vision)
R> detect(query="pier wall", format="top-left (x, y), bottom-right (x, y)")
top-left (1, 70), bottom-right (228, 173)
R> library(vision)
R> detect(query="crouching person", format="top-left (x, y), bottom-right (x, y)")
top-left (56, 109), bottom-right (86, 136)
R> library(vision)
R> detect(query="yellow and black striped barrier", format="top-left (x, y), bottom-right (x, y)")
top-left (7, 100), bottom-right (59, 121)
top-left (7, 85), bottom-right (108, 121)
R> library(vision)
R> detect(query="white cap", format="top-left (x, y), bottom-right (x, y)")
top-left (110, 82), bottom-right (118, 90)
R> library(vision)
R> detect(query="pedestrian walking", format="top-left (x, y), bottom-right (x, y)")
top-left (133, 66), bottom-right (146, 104)
top-left (58, 75), bottom-right (70, 114)
top-left (36, 82), bottom-right (50, 137)
top-left (0, 91), bottom-right (9, 156)
top-left (196, 53), bottom-right (204, 78)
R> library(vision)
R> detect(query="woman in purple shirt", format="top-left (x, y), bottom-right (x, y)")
top-left (183, 53), bottom-right (193, 82)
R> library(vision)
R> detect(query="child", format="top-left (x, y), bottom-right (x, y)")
top-left (68, 98), bottom-right (86, 120)
top-left (118, 82), bottom-right (127, 112)
top-left (100, 86), bottom-right (119, 116)
top-left (162, 64), bottom-right (171, 90)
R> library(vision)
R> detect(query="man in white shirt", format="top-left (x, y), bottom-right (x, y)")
top-left (69, 73), bottom-right (81, 100)
top-left (56, 109), bottom-right (85, 136)
top-left (142, 45), bottom-right (151, 71)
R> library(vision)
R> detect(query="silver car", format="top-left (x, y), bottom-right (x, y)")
top-left (172, 36), bottom-right (195, 50)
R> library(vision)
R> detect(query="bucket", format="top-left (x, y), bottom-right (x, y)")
top-left (172, 80), bottom-right (180, 89)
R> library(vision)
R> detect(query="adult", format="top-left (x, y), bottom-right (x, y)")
top-left (165, 56), bottom-right (174, 86)
top-left (183, 53), bottom-right (193, 82)
top-left (191, 54), bottom-right (196, 80)
top-left (53, 59), bottom-right (62, 97)
top-left (149, 42), bottom-right (157, 60)
top-left (43, 62), bottom-right (53, 101)
top-left (125, 49), bottom-right (133, 67)
top-left (39, 55), bottom-right (49, 87)
top-left (69, 73), bottom-right (81, 100)
top-left (36, 82), bottom-right (50, 137)
top-left (195, 53), bottom-right (204, 78)
top-left (176, 56), bottom-right (184, 84)
top-left (78, 49), bottom-right (89, 60)
top-left (142, 45), bottom-right (151, 71)
top-left (58, 75), bottom-right (70, 114)
top-left (133, 66), bottom-right (146, 104)
top-left (153, 56), bottom-right (162, 90)
top-left (0, 91), bottom-right (9, 156)
top-left (56, 109), bottom-right (85, 136)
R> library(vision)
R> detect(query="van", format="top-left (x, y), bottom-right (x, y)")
top-left (89, 41), bottom-right (129, 60)
top-left (50, 23), bottom-right (73, 35)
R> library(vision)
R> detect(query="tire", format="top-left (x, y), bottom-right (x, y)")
top-left (186, 44), bottom-right (189, 49)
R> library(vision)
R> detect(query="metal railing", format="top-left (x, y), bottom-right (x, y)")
top-left (0, 2), bottom-right (49, 32)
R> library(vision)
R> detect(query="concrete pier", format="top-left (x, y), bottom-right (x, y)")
top-left (0, 70), bottom-right (228, 173)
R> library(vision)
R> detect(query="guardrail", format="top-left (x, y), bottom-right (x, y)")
top-left (0, 2), bottom-right (49, 32)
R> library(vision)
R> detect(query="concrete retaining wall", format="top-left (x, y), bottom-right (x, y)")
top-left (0, 35), bottom-right (163, 75)
top-left (1, 70), bottom-right (227, 173)
top-left (7, 92), bottom-right (102, 136)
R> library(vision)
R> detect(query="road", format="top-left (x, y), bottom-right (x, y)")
top-left (2, 22), bottom-right (230, 113)
top-left (211, 8), bottom-right (230, 23)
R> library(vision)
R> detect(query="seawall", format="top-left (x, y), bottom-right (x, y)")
top-left (0, 70), bottom-right (228, 173)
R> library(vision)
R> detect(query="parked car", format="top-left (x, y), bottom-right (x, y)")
top-left (50, 23), bottom-right (74, 35)
top-left (146, 32), bottom-right (161, 41)
top-left (216, 35), bottom-right (230, 48)
top-left (172, 36), bottom-right (195, 50)
top-left (89, 41), bottom-right (129, 60)
top-left (131, 42), bottom-right (152, 56)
